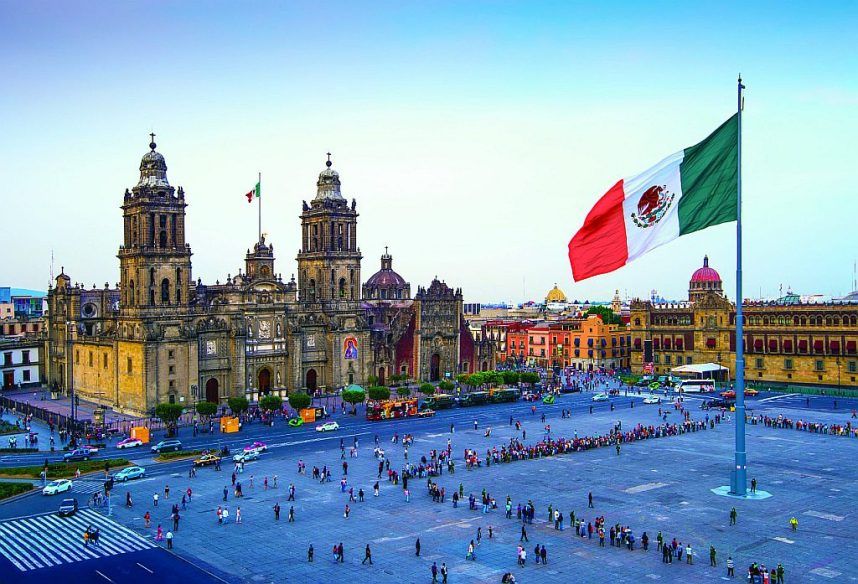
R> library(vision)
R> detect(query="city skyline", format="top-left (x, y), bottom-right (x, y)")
top-left (2, 1), bottom-right (856, 302)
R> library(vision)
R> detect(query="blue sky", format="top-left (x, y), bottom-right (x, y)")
top-left (1, 1), bottom-right (856, 303)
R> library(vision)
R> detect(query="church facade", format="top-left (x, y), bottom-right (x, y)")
top-left (43, 139), bottom-right (493, 415)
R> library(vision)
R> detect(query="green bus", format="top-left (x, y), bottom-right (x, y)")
top-left (490, 388), bottom-right (521, 403)
top-left (423, 393), bottom-right (455, 410)
top-left (459, 391), bottom-right (490, 407)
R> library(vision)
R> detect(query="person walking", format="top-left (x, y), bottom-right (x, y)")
top-left (288, 505), bottom-right (295, 522)
top-left (166, 530), bottom-right (173, 549)
top-left (415, 538), bottom-right (421, 556)
top-left (235, 506), bottom-right (242, 524)
top-left (466, 540), bottom-right (476, 561)
top-left (730, 507), bottom-right (737, 525)
top-left (431, 562), bottom-right (438, 582)
top-left (307, 544), bottom-right (314, 562)
top-left (727, 556), bottom-right (734, 577)
top-left (273, 502), bottom-right (280, 520)
top-left (337, 542), bottom-right (344, 563)
top-left (710, 545), bottom-right (717, 567)
top-left (790, 516), bottom-right (798, 531)
top-left (440, 562), bottom-right (448, 583)
top-left (588, 491), bottom-right (593, 508)
top-left (153, 492), bottom-right (159, 507)
top-left (685, 544), bottom-right (693, 564)
top-left (520, 525), bottom-right (529, 542)
top-left (362, 544), bottom-right (372, 565)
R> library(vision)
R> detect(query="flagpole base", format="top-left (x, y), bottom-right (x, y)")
top-left (711, 485), bottom-right (772, 500)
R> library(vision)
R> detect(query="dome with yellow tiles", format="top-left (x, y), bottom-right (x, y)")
top-left (545, 284), bottom-right (567, 304)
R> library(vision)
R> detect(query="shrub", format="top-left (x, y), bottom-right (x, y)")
top-left (228, 396), bottom-right (250, 416)
top-left (195, 401), bottom-right (218, 418)
top-left (259, 395), bottom-right (283, 412)
top-left (287, 392), bottom-right (312, 411)
top-left (367, 386), bottom-right (391, 401)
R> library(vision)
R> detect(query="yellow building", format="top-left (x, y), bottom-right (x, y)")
top-left (630, 257), bottom-right (858, 388)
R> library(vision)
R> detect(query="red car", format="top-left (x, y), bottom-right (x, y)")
top-left (719, 389), bottom-right (758, 399)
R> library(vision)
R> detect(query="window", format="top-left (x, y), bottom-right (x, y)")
top-left (89, 352), bottom-right (93, 367)
top-left (665, 355), bottom-right (671, 365)
top-left (169, 380), bottom-right (175, 389)
top-left (3, 352), bottom-right (12, 367)
top-left (75, 350), bottom-right (80, 365)
top-left (848, 361), bottom-right (857, 373)
top-left (23, 370), bottom-right (31, 381)
top-left (755, 358), bottom-right (763, 369)
top-left (168, 350), bottom-right (175, 360)
top-left (127, 356), bottom-right (133, 374)
top-left (103, 354), bottom-right (108, 369)
top-left (686, 356), bottom-right (692, 365)
top-left (21, 350), bottom-right (30, 364)
top-left (784, 358), bottom-right (793, 370)
top-left (815, 360), bottom-right (824, 372)
top-left (654, 354), bottom-right (660, 363)
top-left (169, 365), bottom-right (175, 375)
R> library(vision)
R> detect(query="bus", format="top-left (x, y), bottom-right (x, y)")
top-left (677, 379), bottom-right (716, 394)
top-left (423, 393), bottom-right (455, 410)
top-left (366, 398), bottom-right (418, 421)
top-left (489, 387), bottom-right (521, 403)
top-left (458, 391), bottom-right (490, 407)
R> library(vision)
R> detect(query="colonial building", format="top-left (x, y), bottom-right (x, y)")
top-left (43, 138), bottom-right (492, 414)
top-left (630, 257), bottom-right (858, 388)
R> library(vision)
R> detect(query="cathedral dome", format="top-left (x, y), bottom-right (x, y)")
top-left (364, 249), bottom-right (410, 301)
top-left (137, 135), bottom-right (170, 188)
top-left (315, 153), bottom-right (344, 201)
top-left (691, 255), bottom-right (721, 283)
top-left (366, 267), bottom-right (407, 288)
top-left (545, 284), bottom-right (567, 303)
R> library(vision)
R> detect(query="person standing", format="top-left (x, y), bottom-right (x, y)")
top-left (710, 545), bottom-right (716, 567)
top-left (307, 544), bottom-right (314, 562)
top-left (727, 556), bottom-right (734, 577)
top-left (236, 506), bottom-right (242, 524)
top-left (153, 492), bottom-right (159, 507)
top-left (273, 502), bottom-right (280, 520)
top-left (166, 530), bottom-right (173, 549)
top-left (540, 545), bottom-right (547, 565)
top-left (431, 562), bottom-right (438, 582)
top-left (751, 477), bottom-right (757, 494)
top-left (588, 491), bottom-right (593, 508)
top-left (415, 538), bottom-right (421, 556)
top-left (776, 563), bottom-right (784, 584)
top-left (338, 542), bottom-right (344, 563)
top-left (440, 562), bottom-right (448, 583)
top-left (520, 525), bottom-right (528, 542)
top-left (288, 505), bottom-right (295, 522)
top-left (730, 507), bottom-right (737, 525)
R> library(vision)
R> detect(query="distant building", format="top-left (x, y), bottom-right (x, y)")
top-left (1, 339), bottom-right (41, 388)
top-left (630, 256), bottom-right (858, 388)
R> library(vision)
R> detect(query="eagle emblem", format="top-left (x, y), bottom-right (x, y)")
top-left (630, 184), bottom-right (675, 228)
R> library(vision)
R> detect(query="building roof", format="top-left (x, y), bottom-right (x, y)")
top-left (690, 255), bottom-right (721, 283)
top-left (545, 284), bottom-right (567, 303)
top-left (671, 362), bottom-right (729, 375)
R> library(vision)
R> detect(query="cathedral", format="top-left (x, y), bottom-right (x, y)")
top-left (44, 138), bottom-right (494, 415)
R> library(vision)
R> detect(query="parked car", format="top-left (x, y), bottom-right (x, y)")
top-left (315, 421), bottom-right (340, 432)
top-left (151, 439), bottom-right (183, 453)
top-left (43, 479), bottom-right (73, 495)
top-left (193, 453), bottom-right (221, 467)
top-left (63, 449), bottom-right (92, 462)
top-left (113, 466), bottom-right (146, 482)
top-left (233, 450), bottom-right (261, 463)
top-left (591, 393), bottom-right (609, 402)
top-left (116, 438), bottom-right (143, 449)
top-left (58, 497), bottom-right (79, 517)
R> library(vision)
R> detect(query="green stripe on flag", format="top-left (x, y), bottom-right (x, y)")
top-left (255, 181), bottom-right (261, 198)
top-left (678, 114), bottom-right (739, 235)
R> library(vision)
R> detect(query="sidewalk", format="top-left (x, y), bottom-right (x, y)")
top-left (2, 388), bottom-right (143, 426)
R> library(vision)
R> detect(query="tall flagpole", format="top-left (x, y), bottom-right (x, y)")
top-left (258, 171), bottom-right (262, 243)
top-left (732, 75), bottom-right (747, 496)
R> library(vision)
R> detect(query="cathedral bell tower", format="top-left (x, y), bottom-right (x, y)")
top-left (118, 135), bottom-right (192, 315)
top-left (296, 154), bottom-right (362, 303)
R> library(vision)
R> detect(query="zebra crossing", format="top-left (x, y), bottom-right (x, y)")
top-left (0, 508), bottom-right (156, 572)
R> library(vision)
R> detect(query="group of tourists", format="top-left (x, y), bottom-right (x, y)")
top-left (749, 413), bottom-right (857, 437)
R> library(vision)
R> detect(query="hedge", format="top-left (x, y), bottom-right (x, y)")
top-left (155, 449), bottom-right (205, 462)
top-left (0, 458), bottom-right (131, 480)
top-left (0, 483), bottom-right (34, 500)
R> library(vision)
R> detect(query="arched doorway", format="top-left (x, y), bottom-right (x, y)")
top-left (481, 361), bottom-right (489, 372)
top-left (205, 378), bottom-right (219, 403)
top-left (377, 367), bottom-right (386, 386)
top-left (306, 369), bottom-right (317, 393)
top-left (258, 368), bottom-right (272, 395)
top-left (430, 354), bottom-right (441, 382)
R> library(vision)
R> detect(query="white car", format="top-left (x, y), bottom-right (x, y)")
top-left (315, 421), bottom-right (340, 432)
top-left (233, 450), bottom-right (261, 463)
top-left (643, 395), bottom-right (661, 405)
top-left (591, 393), bottom-right (609, 402)
top-left (116, 438), bottom-right (143, 449)
top-left (43, 479), bottom-right (73, 495)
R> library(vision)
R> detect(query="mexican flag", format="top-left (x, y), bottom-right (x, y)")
top-left (245, 181), bottom-right (260, 203)
top-left (568, 114), bottom-right (738, 281)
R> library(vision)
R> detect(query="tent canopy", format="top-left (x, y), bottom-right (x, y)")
top-left (671, 362), bottom-right (729, 375)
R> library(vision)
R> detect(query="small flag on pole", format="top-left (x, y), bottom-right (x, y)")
top-left (246, 181), bottom-right (260, 203)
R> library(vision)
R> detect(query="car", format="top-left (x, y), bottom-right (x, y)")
top-left (642, 395), bottom-right (661, 405)
top-left (233, 450), bottom-right (261, 463)
top-left (244, 441), bottom-right (267, 452)
top-left (43, 479), bottom-right (73, 495)
top-left (542, 394), bottom-right (556, 405)
top-left (703, 398), bottom-right (735, 409)
top-left (648, 382), bottom-right (662, 391)
top-left (288, 417), bottom-right (304, 428)
top-left (116, 438), bottom-right (143, 449)
top-left (58, 498), bottom-right (79, 517)
top-left (193, 453), bottom-right (221, 467)
top-left (315, 421), bottom-right (340, 432)
top-left (416, 408), bottom-right (436, 418)
top-left (63, 449), bottom-right (92, 462)
top-left (719, 388), bottom-right (758, 399)
top-left (113, 466), bottom-right (146, 482)
top-left (591, 393), bottom-right (609, 402)
top-left (81, 444), bottom-right (100, 453)
top-left (151, 439), bottom-right (183, 453)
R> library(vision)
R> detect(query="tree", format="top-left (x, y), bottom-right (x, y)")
top-left (367, 385), bottom-right (391, 401)
top-left (468, 372), bottom-right (485, 388)
top-left (367, 374), bottom-right (379, 386)
top-left (455, 373), bottom-right (470, 385)
top-left (341, 387), bottom-right (366, 414)
top-left (195, 401), bottom-right (217, 419)
top-left (520, 372), bottom-right (540, 386)
top-left (259, 395), bottom-right (283, 413)
top-left (483, 370), bottom-right (502, 387)
top-left (228, 396), bottom-right (250, 417)
top-left (500, 370), bottom-right (520, 385)
top-left (585, 305), bottom-right (622, 325)
top-left (154, 403), bottom-right (184, 437)
top-left (437, 380), bottom-right (454, 392)
top-left (396, 386), bottom-right (411, 398)
top-left (287, 391), bottom-right (311, 412)
top-left (418, 383), bottom-right (436, 397)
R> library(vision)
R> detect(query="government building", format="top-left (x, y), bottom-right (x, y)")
top-left (43, 138), bottom-right (493, 414)
top-left (630, 257), bottom-right (858, 388)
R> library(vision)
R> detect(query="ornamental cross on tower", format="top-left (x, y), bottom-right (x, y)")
top-left (149, 132), bottom-right (156, 150)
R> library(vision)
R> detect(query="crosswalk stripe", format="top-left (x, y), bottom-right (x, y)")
top-left (49, 514), bottom-right (127, 556)
top-left (77, 510), bottom-right (154, 551)
top-left (0, 523), bottom-right (44, 570)
top-left (38, 515), bottom-right (103, 560)
top-left (8, 517), bottom-right (70, 565)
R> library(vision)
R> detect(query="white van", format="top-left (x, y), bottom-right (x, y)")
top-left (677, 379), bottom-right (716, 393)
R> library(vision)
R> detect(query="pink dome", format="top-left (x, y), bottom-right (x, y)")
top-left (691, 256), bottom-right (721, 282)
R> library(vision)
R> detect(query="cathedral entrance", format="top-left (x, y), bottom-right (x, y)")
top-left (430, 354), bottom-right (441, 382)
top-left (377, 367), bottom-right (386, 386)
top-left (205, 378), bottom-right (219, 403)
top-left (482, 361), bottom-right (489, 372)
top-left (306, 369), bottom-right (318, 394)
top-left (258, 368), bottom-right (272, 395)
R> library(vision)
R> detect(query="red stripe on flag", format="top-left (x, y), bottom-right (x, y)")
top-left (246, 191), bottom-right (254, 203)
top-left (568, 179), bottom-right (629, 281)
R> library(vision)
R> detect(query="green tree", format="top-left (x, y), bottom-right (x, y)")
top-left (520, 372), bottom-right (540, 386)
top-left (418, 383), bottom-right (436, 396)
top-left (227, 396), bottom-right (250, 417)
top-left (367, 374), bottom-right (379, 386)
top-left (501, 370), bottom-right (520, 385)
top-left (287, 391), bottom-right (311, 412)
top-left (585, 305), bottom-right (622, 325)
top-left (367, 385), bottom-right (391, 401)
top-left (483, 370), bottom-right (502, 387)
top-left (468, 372), bottom-right (485, 388)
top-left (195, 401), bottom-right (217, 419)
top-left (455, 373), bottom-right (470, 385)
top-left (437, 380), bottom-right (454, 392)
top-left (259, 395), bottom-right (283, 413)
top-left (154, 403), bottom-right (184, 437)
top-left (396, 386), bottom-right (411, 398)
top-left (341, 387), bottom-right (366, 414)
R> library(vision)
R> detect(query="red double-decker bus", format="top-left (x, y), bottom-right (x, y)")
top-left (366, 398), bottom-right (419, 421)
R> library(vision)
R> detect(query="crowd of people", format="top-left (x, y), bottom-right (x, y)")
top-left (749, 413), bottom-right (857, 437)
